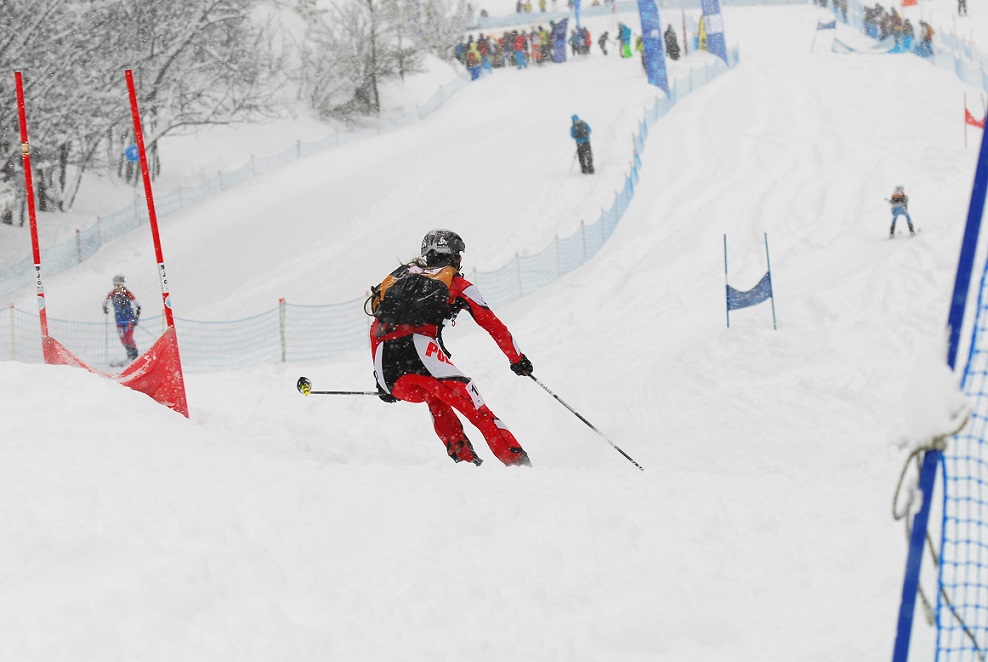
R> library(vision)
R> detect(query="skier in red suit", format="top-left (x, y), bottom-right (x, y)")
top-left (368, 230), bottom-right (533, 467)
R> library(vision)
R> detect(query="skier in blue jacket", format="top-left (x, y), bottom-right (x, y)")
top-left (570, 115), bottom-right (594, 174)
top-left (103, 274), bottom-right (141, 362)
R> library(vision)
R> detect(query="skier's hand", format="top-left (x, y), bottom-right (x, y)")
top-left (102, 306), bottom-right (108, 315)
top-left (377, 383), bottom-right (398, 404)
top-left (510, 355), bottom-right (534, 376)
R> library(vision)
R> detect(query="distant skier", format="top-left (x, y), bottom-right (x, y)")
top-left (366, 230), bottom-right (533, 467)
top-left (887, 185), bottom-right (915, 238)
top-left (570, 114), bottom-right (594, 174)
top-left (103, 274), bottom-right (141, 362)
top-left (599, 30), bottom-right (610, 55)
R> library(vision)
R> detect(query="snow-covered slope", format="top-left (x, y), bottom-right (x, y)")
top-left (2, 3), bottom-right (987, 660)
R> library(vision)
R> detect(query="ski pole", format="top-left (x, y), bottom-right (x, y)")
top-left (527, 374), bottom-right (644, 471)
top-left (296, 376), bottom-right (380, 397)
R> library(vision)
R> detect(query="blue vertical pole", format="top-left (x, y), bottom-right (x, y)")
top-left (764, 232), bottom-right (777, 331)
top-left (892, 112), bottom-right (988, 662)
top-left (723, 234), bottom-right (730, 328)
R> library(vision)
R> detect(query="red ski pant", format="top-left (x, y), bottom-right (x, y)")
top-left (391, 373), bottom-right (523, 465)
top-left (116, 321), bottom-right (137, 354)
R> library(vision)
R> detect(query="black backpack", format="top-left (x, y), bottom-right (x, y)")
top-left (368, 264), bottom-right (457, 328)
top-left (574, 121), bottom-right (589, 140)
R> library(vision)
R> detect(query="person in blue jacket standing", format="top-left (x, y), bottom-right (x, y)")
top-left (570, 115), bottom-right (594, 174)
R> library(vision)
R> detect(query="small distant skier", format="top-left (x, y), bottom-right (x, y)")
top-left (570, 114), bottom-right (594, 174)
top-left (103, 274), bottom-right (141, 362)
top-left (887, 185), bottom-right (915, 238)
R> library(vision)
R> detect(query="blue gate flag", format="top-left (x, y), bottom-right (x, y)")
top-left (726, 272), bottom-right (773, 310)
top-left (700, 0), bottom-right (728, 63)
top-left (637, 0), bottom-right (669, 92)
top-left (552, 19), bottom-right (569, 62)
top-left (817, 20), bottom-right (836, 30)
top-left (724, 233), bottom-right (778, 329)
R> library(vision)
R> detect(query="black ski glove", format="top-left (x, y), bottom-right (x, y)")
top-left (377, 383), bottom-right (398, 404)
top-left (136, 305), bottom-right (141, 319)
top-left (510, 355), bottom-right (533, 377)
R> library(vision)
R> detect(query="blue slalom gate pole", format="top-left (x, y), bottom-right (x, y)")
top-left (723, 234), bottom-right (730, 328)
top-left (764, 233), bottom-right (777, 330)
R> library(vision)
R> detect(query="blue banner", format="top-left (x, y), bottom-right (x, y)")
top-left (552, 19), bottom-right (568, 63)
top-left (726, 272), bottom-right (773, 311)
top-left (700, 0), bottom-right (728, 63)
top-left (637, 0), bottom-right (669, 92)
top-left (574, 0), bottom-right (581, 29)
top-left (817, 20), bottom-right (836, 30)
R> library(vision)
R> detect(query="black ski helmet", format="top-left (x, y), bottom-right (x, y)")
top-left (421, 230), bottom-right (465, 262)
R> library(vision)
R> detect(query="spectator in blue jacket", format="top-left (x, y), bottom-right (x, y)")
top-left (570, 115), bottom-right (594, 174)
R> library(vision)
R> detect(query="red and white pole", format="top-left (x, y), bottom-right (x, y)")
top-left (14, 71), bottom-right (49, 340)
top-left (124, 69), bottom-right (176, 329)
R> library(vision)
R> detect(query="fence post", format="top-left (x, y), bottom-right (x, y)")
top-left (555, 234), bottom-right (561, 277)
top-left (279, 297), bottom-right (287, 363)
top-left (581, 220), bottom-right (587, 262)
top-left (75, 229), bottom-right (82, 264)
top-left (296, 139), bottom-right (302, 158)
top-left (515, 252), bottom-right (523, 298)
top-left (9, 303), bottom-right (14, 361)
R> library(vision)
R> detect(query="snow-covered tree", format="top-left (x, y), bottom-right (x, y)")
top-left (0, 0), bottom-right (282, 215)
top-left (299, 0), bottom-right (423, 119)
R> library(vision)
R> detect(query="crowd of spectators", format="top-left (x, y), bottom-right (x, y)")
top-left (453, 19), bottom-right (682, 80)
top-left (862, 3), bottom-right (934, 55)
top-left (454, 24), bottom-right (596, 78)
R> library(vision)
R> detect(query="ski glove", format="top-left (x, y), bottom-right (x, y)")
top-left (102, 306), bottom-right (108, 315)
top-left (510, 355), bottom-right (534, 377)
top-left (377, 383), bottom-right (398, 404)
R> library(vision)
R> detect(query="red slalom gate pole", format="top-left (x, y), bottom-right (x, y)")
top-left (124, 69), bottom-right (176, 329)
top-left (124, 70), bottom-right (190, 418)
top-left (14, 71), bottom-right (49, 340)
